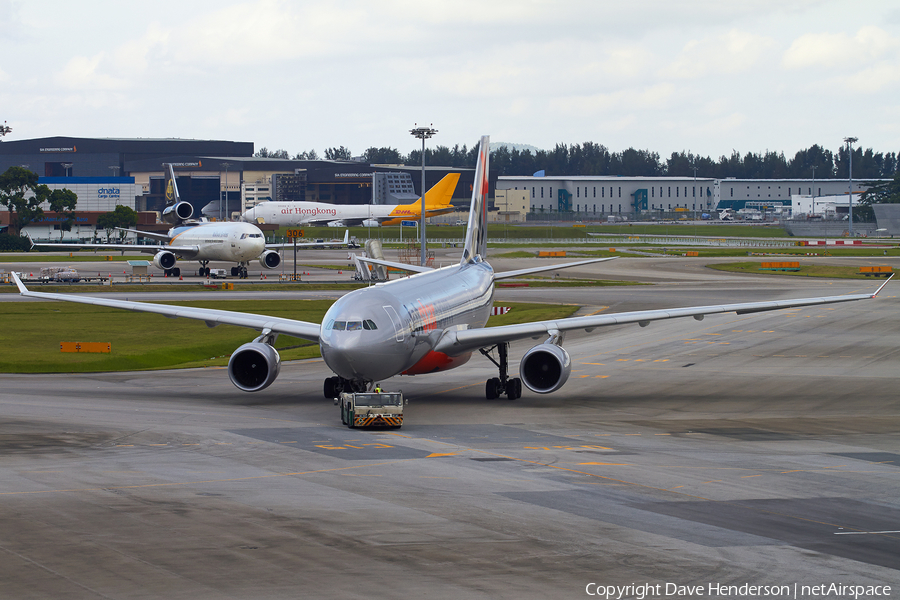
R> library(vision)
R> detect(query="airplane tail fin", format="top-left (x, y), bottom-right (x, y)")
top-left (164, 163), bottom-right (180, 205)
top-left (422, 173), bottom-right (459, 209)
top-left (160, 163), bottom-right (194, 224)
top-left (460, 136), bottom-right (490, 264)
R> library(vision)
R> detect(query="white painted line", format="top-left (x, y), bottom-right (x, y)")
top-left (834, 530), bottom-right (900, 535)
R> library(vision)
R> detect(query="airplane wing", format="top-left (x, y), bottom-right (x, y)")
top-left (354, 255), bottom-right (433, 274)
top-left (116, 228), bottom-right (172, 243)
top-left (434, 276), bottom-right (893, 356)
top-left (10, 272), bottom-right (321, 342)
top-left (266, 231), bottom-right (350, 249)
top-left (30, 240), bottom-right (201, 258)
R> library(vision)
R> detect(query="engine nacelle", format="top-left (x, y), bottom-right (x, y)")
top-left (258, 250), bottom-right (281, 269)
top-left (161, 201), bottom-right (194, 224)
top-left (228, 342), bottom-right (281, 392)
top-left (520, 343), bottom-right (572, 394)
top-left (152, 250), bottom-right (177, 270)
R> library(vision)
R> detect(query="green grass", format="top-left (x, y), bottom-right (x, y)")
top-left (0, 299), bottom-right (575, 374)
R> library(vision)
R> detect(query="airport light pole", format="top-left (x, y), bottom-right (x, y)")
top-left (691, 165), bottom-right (698, 219)
top-left (844, 137), bottom-right (857, 236)
top-left (410, 124), bottom-right (437, 267)
top-left (221, 162), bottom-right (232, 221)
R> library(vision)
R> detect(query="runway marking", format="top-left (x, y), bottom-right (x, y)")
top-left (524, 444), bottom-right (614, 451)
top-left (578, 462), bottom-right (630, 466)
top-left (582, 362), bottom-right (606, 366)
top-left (741, 474), bottom-right (763, 478)
top-left (426, 453), bottom-right (459, 458)
top-left (279, 441), bottom-right (297, 444)
top-left (834, 530), bottom-right (900, 535)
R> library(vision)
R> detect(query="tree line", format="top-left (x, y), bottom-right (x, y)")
top-left (257, 141), bottom-right (899, 181)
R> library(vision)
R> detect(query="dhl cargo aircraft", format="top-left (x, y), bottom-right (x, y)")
top-left (240, 173), bottom-right (458, 227)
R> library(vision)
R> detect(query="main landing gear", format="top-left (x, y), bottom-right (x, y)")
top-left (480, 342), bottom-right (522, 400)
top-left (198, 261), bottom-right (210, 277)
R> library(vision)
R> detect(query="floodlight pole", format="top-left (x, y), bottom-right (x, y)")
top-left (221, 162), bottom-right (232, 221)
top-left (410, 124), bottom-right (437, 266)
top-left (844, 137), bottom-right (857, 236)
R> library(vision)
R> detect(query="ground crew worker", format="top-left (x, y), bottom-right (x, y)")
top-left (374, 383), bottom-right (382, 393)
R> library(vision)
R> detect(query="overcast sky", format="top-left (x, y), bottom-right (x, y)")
top-left (2, 0), bottom-right (898, 161)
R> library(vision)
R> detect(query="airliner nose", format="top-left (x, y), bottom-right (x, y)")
top-left (320, 326), bottom-right (406, 382)
top-left (320, 334), bottom-right (366, 379)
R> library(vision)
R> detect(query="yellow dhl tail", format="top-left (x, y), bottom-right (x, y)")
top-left (385, 173), bottom-right (459, 223)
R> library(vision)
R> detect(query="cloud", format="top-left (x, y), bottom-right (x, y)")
top-left (783, 25), bottom-right (900, 69)
top-left (54, 54), bottom-right (128, 90)
top-left (665, 30), bottom-right (778, 79)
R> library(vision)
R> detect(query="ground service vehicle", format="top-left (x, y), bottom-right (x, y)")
top-left (337, 391), bottom-right (404, 428)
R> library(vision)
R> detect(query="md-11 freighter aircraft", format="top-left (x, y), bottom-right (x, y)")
top-left (11, 137), bottom-right (892, 400)
top-left (31, 164), bottom-right (350, 279)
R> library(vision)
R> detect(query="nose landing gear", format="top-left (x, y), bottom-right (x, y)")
top-left (324, 376), bottom-right (367, 398)
top-left (480, 342), bottom-right (522, 400)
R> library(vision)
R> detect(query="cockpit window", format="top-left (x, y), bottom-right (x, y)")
top-left (328, 319), bottom-right (377, 331)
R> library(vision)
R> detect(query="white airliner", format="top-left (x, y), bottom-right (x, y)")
top-left (241, 173), bottom-right (458, 227)
top-left (11, 137), bottom-right (891, 400)
top-left (31, 164), bottom-right (350, 278)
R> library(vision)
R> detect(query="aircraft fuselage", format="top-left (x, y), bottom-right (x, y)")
top-left (319, 260), bottom-right (495, 384)
top-left (168, 222), bottom-right (266, 262)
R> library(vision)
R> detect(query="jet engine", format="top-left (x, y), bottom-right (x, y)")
top-left (228, 342), bottom-right (281, 392)
top-left (258, 250), bottom-right (281, 269)
top-left (161, 201), bottom-right (194, 224)
top-left (519, 343), bottom-right (572, 394)
top-left (152, 250), bottom-right (177, 270)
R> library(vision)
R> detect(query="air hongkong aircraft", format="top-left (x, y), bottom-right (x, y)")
top-left (31, 164), bottom-right (349, 278)
top-left (240, 173), bottom-right (458, 227)
top-left (12, 137), bottom-right (891, 400)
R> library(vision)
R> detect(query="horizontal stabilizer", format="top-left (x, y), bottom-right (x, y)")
top-left (494, 256), bottom-right (617, 281)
